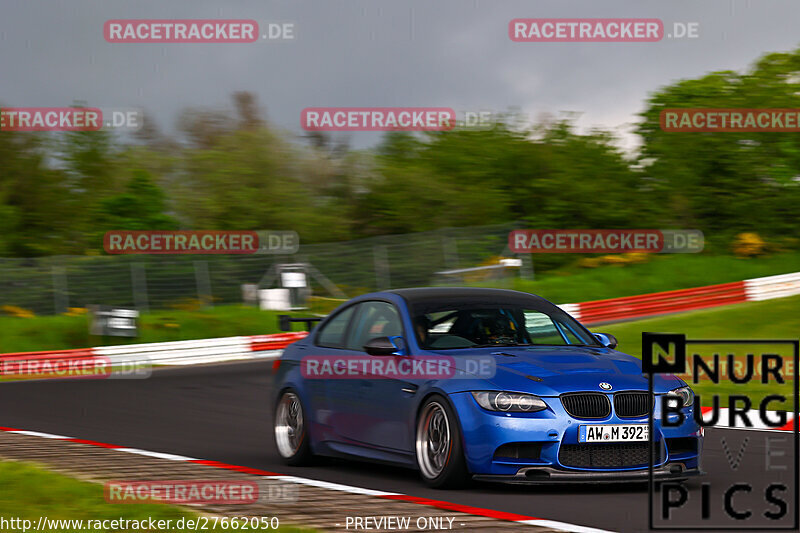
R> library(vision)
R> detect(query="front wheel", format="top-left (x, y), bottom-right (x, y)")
top-left (415, 395), bottom-right (470, 488)
top-left (274, 390), bottom-right (313, 466)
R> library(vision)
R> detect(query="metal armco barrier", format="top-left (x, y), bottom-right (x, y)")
top-left (744, 271), bottom-right (800, 301)
top-left (561, 271), bottom-right (800, 325)
top-left (1, 271), bottom-right (798, 366)
top-left (576, 281), bottom-right (747, 325)
top-left (0, 332), bottom-right (308, 368)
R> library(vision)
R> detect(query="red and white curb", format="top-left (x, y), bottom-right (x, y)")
top-left (560, 270), bottom-right (800, 325)
top-left (0, 425), bottom-right (611, 533)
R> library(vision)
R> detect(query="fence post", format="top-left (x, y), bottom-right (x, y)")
top-left (443, 237), bottom-right (459, 270)
top-left (373, 245), bottom-right (390, 290)
top-left (520, 253), bottom-right (534, 281)
top-left (52, 266), bottom-right (69, 314)
top-left (194, 261), bottom-right (213, 307)
top-left (131, 263), bottom-right (149, 313)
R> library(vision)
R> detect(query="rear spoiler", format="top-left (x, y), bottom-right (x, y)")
top-left (278, 315), bottom-right (323, 332)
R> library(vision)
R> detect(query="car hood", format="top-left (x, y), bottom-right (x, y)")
top-left (431, 345), bottom-right (681, 395)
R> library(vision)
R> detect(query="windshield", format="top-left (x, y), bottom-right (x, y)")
top-left (414, 306), bottom-right (600, 350)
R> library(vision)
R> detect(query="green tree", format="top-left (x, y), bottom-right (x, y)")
top-left (637, 49), bottom-right (800, 244)
top-left (0, 129), bottom-right (75, 256)
top-left (93, 170), bottom-right (179, 235)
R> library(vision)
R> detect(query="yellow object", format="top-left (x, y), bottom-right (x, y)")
top-left (733, 232), bottom-right (766, 257)
top-left (1, 305), bottom-right (35, 318)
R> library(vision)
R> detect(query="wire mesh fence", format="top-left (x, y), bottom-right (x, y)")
top-left (0, 223), bottom-right (529, 315)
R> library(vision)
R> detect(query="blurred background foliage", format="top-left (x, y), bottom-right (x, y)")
top-left (1, 48), bottom-right (799, 259)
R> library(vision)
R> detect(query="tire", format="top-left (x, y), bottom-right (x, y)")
top-left (274, 390), bottom-right (314, 466)
top-left (415, 395), bottom-right (470, 488)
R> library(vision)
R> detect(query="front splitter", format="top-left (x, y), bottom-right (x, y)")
top-left (473, 464), bottom-right (703, 485)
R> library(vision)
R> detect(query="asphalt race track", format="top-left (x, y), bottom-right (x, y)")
top-left (1, 361), bottom-right (796, 532)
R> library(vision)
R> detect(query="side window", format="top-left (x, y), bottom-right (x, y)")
top-left (523, 311), bottom-right (586, 345)
top-left (555, 319), bottom-right (583, 344)
top-left (345, 301), bottom-right (403, 351)
top-left (523, 311), bottom-right (566, 345)
top-left (315, 305), bottom-right (357, 348)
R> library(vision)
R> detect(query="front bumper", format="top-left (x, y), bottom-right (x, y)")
top-left (449, 391), bottom-right (703, 476)
top-left (473, 463), bottom-right (703, 485)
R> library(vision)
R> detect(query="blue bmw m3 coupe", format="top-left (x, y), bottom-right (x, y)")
top-left (272, 287), bottom-right (702, 488)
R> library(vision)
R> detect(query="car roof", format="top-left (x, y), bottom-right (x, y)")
top-left (385, 287), bottom-right (552, 309)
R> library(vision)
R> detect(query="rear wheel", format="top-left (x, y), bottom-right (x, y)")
top-left (415, 395), bottom-right (470, 488)
top-left (274, 390), bottom-right (313, 466)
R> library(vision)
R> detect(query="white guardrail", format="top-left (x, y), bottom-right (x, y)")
top-left (96, 337), bottom-right (255, 366)
top-left (0, 332), bottom-right (308, 368)
top-left (744, 271), bottom-right (800, 301)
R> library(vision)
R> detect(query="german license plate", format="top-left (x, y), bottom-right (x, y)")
top-left (579, 424), bottom-right (648, 443)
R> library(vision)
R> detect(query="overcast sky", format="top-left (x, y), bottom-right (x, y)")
top-left (2, 0), bottom-right (799, 151)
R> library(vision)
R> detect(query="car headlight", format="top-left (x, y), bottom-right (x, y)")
top-left (471, 391), bottom-right (547, 412)
top-left (668, 386), bottom-right (694, 408)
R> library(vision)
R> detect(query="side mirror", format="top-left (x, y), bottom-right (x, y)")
top-left (364, 336), bottom-right (404, 356)
top-left (593, 333), bottom-right (618, 349)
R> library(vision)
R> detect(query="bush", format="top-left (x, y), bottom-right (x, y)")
top-left (733, 233), bottom-right (766, 257)
top-left (1, 305), bottom-right (35, 318)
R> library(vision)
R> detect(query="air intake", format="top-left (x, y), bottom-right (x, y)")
top-left (559, 442), bottom-right (663, 469)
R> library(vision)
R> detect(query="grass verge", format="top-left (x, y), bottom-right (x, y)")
top-left (0, 306), bottom-right (306, 353)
